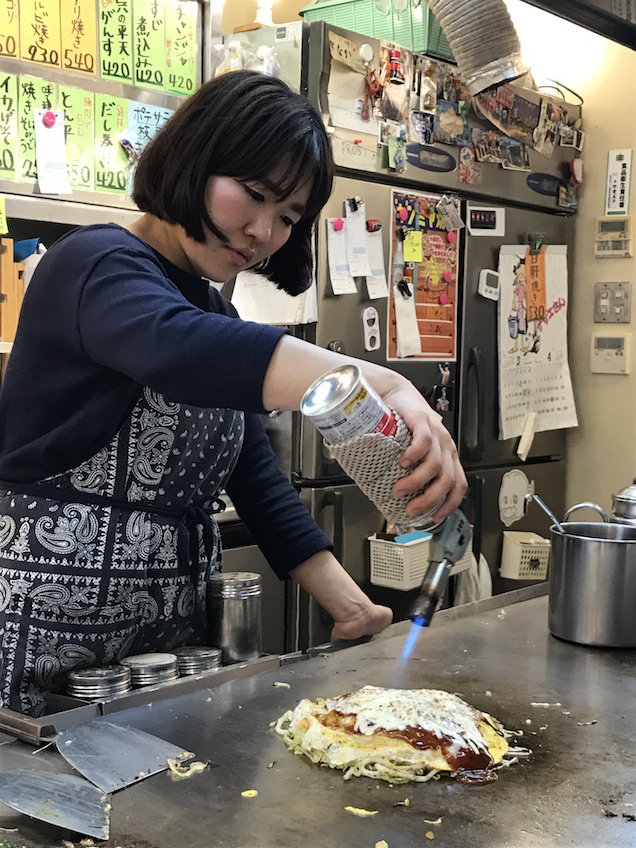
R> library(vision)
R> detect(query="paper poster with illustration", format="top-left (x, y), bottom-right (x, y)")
top-left (473, 84), bottom-right (541, 145)
top-left (434, 100), bottom-right (472, 146)
top-left (387, 189), bottom-right (459, 362)
top-left (458, 147), bottom-right (481, 186)
top-left (497, 244), bottom-right (578, 440)
top-left (378, 42), bottom-right (412, 124)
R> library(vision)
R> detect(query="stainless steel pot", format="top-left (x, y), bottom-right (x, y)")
top-left (548, 520), bottom-right (636, 647)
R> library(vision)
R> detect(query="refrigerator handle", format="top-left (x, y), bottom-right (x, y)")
top-left (324, 489), bottom-right (345, 565)
top-left (462, 345), bottom-right (486, 463)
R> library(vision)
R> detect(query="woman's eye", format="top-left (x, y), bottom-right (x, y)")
top-left (244, 184), bottom-right (264, 202)
top-left (281, 216), bottom-right (295, 227)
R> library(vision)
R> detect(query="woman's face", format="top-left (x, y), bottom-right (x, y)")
top-left (182, 172), bottom-right (311, 283)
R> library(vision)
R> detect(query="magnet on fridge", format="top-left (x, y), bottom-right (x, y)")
top-left (362, 306), bottom-right (381, 351)
top-left (399, 207), bottom-right (408, 222)
top-left (447, 230), bottom-right (456, 243)
top-left (366, 219), bottom-right (381, 232)
top-left (42, 110), bottom-right (56, 128)
top-left (333, 218), bottom-right (344, 231)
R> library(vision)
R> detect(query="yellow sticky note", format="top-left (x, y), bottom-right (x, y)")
top-left (403, 230), bottom-right (423, 263)
top-left (0, 196), bottom-right (8, 235)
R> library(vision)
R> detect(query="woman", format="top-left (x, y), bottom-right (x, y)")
top-left (0, 71), bottom-right (466, 715)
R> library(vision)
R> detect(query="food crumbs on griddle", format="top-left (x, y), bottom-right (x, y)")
top-left (426, 831), bottom-right (435, 840)
top-left (393, 798), bottom-right (410, 807)
top-left (623, 814), bottom-right (636, 822)
top-left (273, 682), bottom-right (291, 689)
top-left (241, 789), bottom-right (258, 798)
top-left (375, 841), bottom-right (389, 848)
top-left (267, 762), bottom-right (276, 769)
top-left (423, 818), bottom-right (442, 825)
top-left (576, 719), bottom-right (597, 726)
top-left (455, 769), bottom-right (499, 785)
top-left (602, 810), bottom-right (618, 818)
top-left (344, 806), bottom-right (378, 817)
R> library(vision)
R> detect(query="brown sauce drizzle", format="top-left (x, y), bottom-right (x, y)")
top-left (318, 710), bottom-right (493, 772)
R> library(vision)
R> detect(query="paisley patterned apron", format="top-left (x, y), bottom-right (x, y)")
top-left (0, 387), bottom-right (244, 715)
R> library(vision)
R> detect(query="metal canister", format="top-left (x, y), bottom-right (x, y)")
top-left (300, 364), bottom-right (398, 445)
top-left (172, 646), bottom-right (222, 675)
top-left (67, 665), bottom-right (132, 701)
top-left (207, 572), bottom-right (262, 664)
top-left (120, 652), bottom-right (179, 687)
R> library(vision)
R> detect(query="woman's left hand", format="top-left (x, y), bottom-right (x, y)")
top-left (330, 602), bottom-right (393, 642)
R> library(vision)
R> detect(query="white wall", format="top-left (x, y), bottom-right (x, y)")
top-left (506, 1), bottom-right (636, 515)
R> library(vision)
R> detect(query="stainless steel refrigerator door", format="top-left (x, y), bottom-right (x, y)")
top-left (466, 459), bottom-right (565, 597)
top-left (459, 204), bottom-right (574, 469)
top-left (294, 174), bottom-right (454, 483)
top-left (292, 484), bottom-right (385, 649)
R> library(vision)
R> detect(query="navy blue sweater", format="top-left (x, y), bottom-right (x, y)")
top-left (0, 224), bottom-right (331, 578)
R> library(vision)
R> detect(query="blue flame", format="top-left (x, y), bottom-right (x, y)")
top-left (401, 616), bottom-right (425, 661)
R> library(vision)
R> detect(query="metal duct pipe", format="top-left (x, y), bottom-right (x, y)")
top-left (425, 0), bottom-right (529, 95)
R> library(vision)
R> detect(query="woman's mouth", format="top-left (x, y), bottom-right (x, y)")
top-left (225, 245), bottom-right (252, 266)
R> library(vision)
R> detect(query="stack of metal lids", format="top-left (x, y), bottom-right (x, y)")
top-left (120, 652), bottom-right (179, 687)
top-left (172, 646), bottom-right (222, 675)
top-left (67, 664), bottom-right (132, 700)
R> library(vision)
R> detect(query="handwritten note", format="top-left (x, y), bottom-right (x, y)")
top-left (0, 0), bottom-right (19, 58)
top-left (0, 73), bottom-right (18, 180)
top-left (100, 0), bottom-right (133, 83)
top-left (61, 86), bottom-right (94, 190)
top-left (21, 0), bottom-right (62, 67)
top-left (61, 0), bottom-right (97, 73)
top-left (133, 0), bottom-right (165, 90)
top-left (326, 218), bottom-right (357, 295)
top-left (165, 0), bottom-right (197, 95)
top-left (18, 78), bottom-right (56, 181)
top-left (94, 92), bottom-right (129, 194)
top-left (128, 100), bottom-right (172, 155)
top-left (404, 230), bottom-right (423, 263)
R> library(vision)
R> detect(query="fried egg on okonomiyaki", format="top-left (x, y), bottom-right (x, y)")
top-left (274, 685), bottom-right (517, 784)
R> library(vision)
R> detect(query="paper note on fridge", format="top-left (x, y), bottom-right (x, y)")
top-left (497, 244), bottom-right (578, 440)
top-left (326, 218), bottom-right (358, 295)
top-left (231, 270), bottom-right (318, 325)
top-left (345, 199), bottom-right (372, 277)
top-left (365, 230), bottom-right (389, 299)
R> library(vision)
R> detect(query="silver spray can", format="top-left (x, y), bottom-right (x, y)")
top-left (207, 572), bottom-right (263, 663)
top-left (300, 363), bottom-right (398, 444)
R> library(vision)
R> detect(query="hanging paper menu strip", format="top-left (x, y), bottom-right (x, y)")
top-left (18, 78), bottom-right (56, 181)
top-left (0, 73), bottom-right (18, 180)
top-left (128, 100), bottom-right (172, 155)
top-left (60, 0), bottom-right (97, 74)
top-left (61, 86), bottom-right (94, 190)
top-left (94, 92), bottom-right (129, 193)
top-left (100, 0), bottom-right (133, 83)
top-left (525, 245), bottom-right (547, 322)
top-left (0, 0), bottom-right (19, 58)
top-left (133, 0), bottom-right (166, 91)
top-left (165, 0), bottom-right (197, 96)
top-left (20, 0), bottom-right (62, 67)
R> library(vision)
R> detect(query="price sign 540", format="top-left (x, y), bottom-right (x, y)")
top-left (64, 49), bottom-right (95, 72)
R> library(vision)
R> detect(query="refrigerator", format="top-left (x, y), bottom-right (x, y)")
top-left (221, 21), bottom-right (580, 649)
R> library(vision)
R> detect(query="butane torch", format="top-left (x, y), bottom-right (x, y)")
top-left (410, 509), bottom-right (471, 627)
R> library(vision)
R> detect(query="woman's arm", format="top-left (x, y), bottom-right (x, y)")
top-left (290, 549), bottom-right (393, 641)
top-left (262, 335), bottom-right (466, 524)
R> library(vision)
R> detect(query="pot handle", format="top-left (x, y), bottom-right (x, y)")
top-left (563, 502), bottom-right (609, 522)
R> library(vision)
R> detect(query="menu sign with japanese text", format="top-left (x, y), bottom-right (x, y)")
top-left (61, 0), bottom-right (97, 74)
top-left (128, 100), bottom-right (171, 155)
top-left (61, 85), bottom-right (94, 189)
top-left (133, 0), bottom-right (165, 91)
top-left (0, 73), bottom-right (18, 179)
top-left (165, 0), bottom-right (196, 95)
top-left (18, 77), bottom-right (56, 180)
top-left (0, 0), bottom-right (19, 59)
top-left (100, 0), bottom-right (133, 83)
top-left (20, 0), bottom-right (62, 68)
top-left (94, 92), bottom-right (128, 193)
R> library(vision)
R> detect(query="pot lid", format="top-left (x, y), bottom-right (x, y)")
top-left (613, 478), bottom-right (636, 505)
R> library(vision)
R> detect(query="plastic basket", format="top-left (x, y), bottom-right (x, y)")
top-left (369, 532), bottom-right (473, 591)
top-left (300, 0), bottom-right (455, 61)
top-left (500, 531), bottom-right (551, 580)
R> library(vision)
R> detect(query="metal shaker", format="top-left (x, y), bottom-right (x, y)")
top-left (206, 572), bottom-right (263, 663)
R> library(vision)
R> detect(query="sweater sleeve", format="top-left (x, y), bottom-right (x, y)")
top-left (78, 248), bottom-right (286, 413)
top-left (224, 413), bottom-right (333, 579)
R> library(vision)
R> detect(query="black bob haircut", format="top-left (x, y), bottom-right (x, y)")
top-left (132, 70), bottom-right (334, 296)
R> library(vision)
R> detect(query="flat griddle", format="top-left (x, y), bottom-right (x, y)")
top-left (0, 587), bottom-right (635, 848)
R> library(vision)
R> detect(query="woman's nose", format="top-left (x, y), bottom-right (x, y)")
top-left (245, 212), bottom-right (273, 244)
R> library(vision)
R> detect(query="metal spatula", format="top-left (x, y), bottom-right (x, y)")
top-left (0, 769), bottom-right (110, 839)
top-left (56, 720), bottom-right (194, 793)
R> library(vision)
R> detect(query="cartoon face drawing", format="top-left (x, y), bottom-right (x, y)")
top-left (498, 469), bottom-right (533, 527)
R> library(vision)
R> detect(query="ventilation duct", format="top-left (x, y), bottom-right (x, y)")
top-left (425, 0), bottom-right (529, 95)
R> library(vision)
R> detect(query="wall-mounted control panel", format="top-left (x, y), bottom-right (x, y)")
top-left (590, 333), bottom-right (630, 374)
top-left (594, 281), bottom-right (632, 323)
top-left (594, 216), bottom-right (632, 258)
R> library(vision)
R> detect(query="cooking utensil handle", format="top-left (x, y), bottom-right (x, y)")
top-left (0, 706), bottom-right (56, 745)
top-left (563, 502), bottom-right (609, 523)
top-left (461, 346), bottom-right (486, 462)
top-left (324, 489), bottom-right (345, 564)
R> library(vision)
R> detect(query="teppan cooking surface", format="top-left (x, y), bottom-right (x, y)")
top-left (1, 589), bottom-right (635, 848)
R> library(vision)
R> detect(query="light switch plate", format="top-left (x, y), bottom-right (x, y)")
top-left (594, 281), bottom-right (632, 323)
